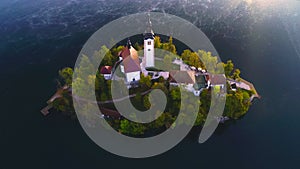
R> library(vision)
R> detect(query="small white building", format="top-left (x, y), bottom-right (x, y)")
top-left (208, 74), bottom-right (226, 89)
top-left (100, 66), bottom-right (112, 80)
top-left (169, 70), bottom-right (200, 96)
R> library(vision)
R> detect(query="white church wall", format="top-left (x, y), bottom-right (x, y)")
top-left (126, 71), bottom-right (140, 83)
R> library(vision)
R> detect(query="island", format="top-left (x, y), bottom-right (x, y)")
top-left (41, 18), bottom-right (260, 136)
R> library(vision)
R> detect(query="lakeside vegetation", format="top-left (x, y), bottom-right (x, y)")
top-left (51, 36), bottom-right (255, 136)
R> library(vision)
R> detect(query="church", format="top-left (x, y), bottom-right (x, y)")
top-left (119, 40), bottom-right (141, 83)
top-left (118, 14), bottom-right (155, 84)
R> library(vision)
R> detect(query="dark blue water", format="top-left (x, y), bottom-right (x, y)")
top-left (1, 0), bottom-right (300, 168)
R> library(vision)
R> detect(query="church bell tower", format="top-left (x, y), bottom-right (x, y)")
top-left (144, 13), bottom-right (155, 68)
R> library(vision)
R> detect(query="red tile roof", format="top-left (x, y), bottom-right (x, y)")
top-left (119, 46), bottom-right (141, 73)
top-left (100, 66), bottom-right (112, 74)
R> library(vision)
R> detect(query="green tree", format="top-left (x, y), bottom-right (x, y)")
top-left (161, 36), bottom-right (177, 54)
top-left (119, 119), bottom-right (146, 135)
top-left (232, 69), bottom-right (241, 80)
top-left (134, 42), bottom-right (142, 51)
top-left (154, 36), bottom-right (162, 48)
top-left (93, 46), bottom-right (116, 66)
top-left (52, 90), bottom-right (74, 115)
top-left (224, 60), bottom-right (234, 77)
top-left (95, 73), bottom-right (105, 92)
top-left (197, 50), bottom-right (220, 73)
top-left (170, 87), bottom-right (181, 101)
top-left (111, 46), bottom-right (124, 57)
top-left (143, 94), bottom-right (151, 110)
top-left (224, 90), bottom-right (251, 119)
top-left (73, 54), bottom-right (97, 98)
top-left (181, 49), bottom-right (192, 63)
top-left (140, 73), bottom-right (152, 89)
top-left (100, 92), bottom-right (108, 101)
top-left (152, 82), bottom-right (168, 94)
top-left (134, 92), bottom-right (142, 105)
top-left (59, 67), bottom-right (73, 86)
top-left (75, 54), bottom-right (95, 79)
top-left (194, 110), bottom-right (206, 126)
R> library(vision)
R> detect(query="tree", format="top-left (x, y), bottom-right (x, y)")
top-left (161, 36), bottom-right (177, 54)
top-left (75, 54), bottom-right (95, 79)
top-left (200, 89), bottom-right (211, 113)
top-left (224, 90), bottom-right (251, 119)
top-left (92, 46), bottom-right (116, 66)
top-left (100, 92), bottom-right (108, 101)
top-left (51, 90), bottom-right (75, 115)
top-left (167, 36), bottom-right (177, 54)
top-left (119, 119), bottom-right (146, 135)
top-left (232, 69), bottom-right (241, 80)
top-left (181, 49), bottom-right (192, 63)
top-left (190, 52), bottom-right (203, 68)
top-left (170, 87), bottom-right (181, 101)
top-left (154, 36), bottom-right (162, 48)
top-left (224, 60), bottom-right (234, 77)
top-left (140, 73), bottom-right (152, 89)
top-left (111, 45), bottom-right (124, 57)
top-left (95, 73), bottom-right (105, 92)
top-left (73, 55), bottom-right (96, 99)
top-left (143, 94), bottom-right (151, 110)
top-left (197, 50), bottom-right (220, 73)
top-left (152, 82), bottom-right (168, 94)
top-left (194, 110), bottom-right (205, 126)
top-left (134, 42), bottom-right (142, 51)
top-left (59, 67), bottom-right (73, 86)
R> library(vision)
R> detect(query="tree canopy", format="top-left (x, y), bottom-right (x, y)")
top-left (51, 39), bottom-right (254, 136)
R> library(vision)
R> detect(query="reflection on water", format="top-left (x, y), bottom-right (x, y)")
top-left (1, 0), bottom-right (300, 168)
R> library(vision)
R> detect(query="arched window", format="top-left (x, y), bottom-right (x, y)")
top-left (148, 41), bottom-right (151, 45)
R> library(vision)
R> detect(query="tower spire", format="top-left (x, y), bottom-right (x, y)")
top-left (147, 12), bottom-right (152, 31)
top-left (143, 12), bottom-right (155, 68)
top-left (126, 38), bottom-right (132, 48)
top-left (144, 12), bottom-right (154, 39)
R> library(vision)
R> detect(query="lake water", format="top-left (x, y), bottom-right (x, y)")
top-left (1, 0), bottom-right (300, 168)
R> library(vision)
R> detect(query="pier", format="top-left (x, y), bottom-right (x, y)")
top-left (227, 77), bottom-right (260, 102)
top-left (239, 78), bottom-right (261, 101)
top-left (41, 105), bottom-right (53, 116)
top-left (41, 85), bottom-right (69, 116)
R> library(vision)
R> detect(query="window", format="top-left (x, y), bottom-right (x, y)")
top-left (148, 41), bottom-right (151, 45)
top-left (148, 49), bottom-right (151, 51)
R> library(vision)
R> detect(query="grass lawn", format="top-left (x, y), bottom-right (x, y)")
top-left (154, 59), bottom-right (180, 71)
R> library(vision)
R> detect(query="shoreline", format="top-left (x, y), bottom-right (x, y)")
top-left (239, 78), bottom-right (261, 101)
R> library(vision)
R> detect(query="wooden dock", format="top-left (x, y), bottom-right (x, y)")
top-left (41, 85), bottom-right (69, 116)
top-left (239, 78), bottom-right (261, 101)
top-left (41, 105), bottom-right (53, 116)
